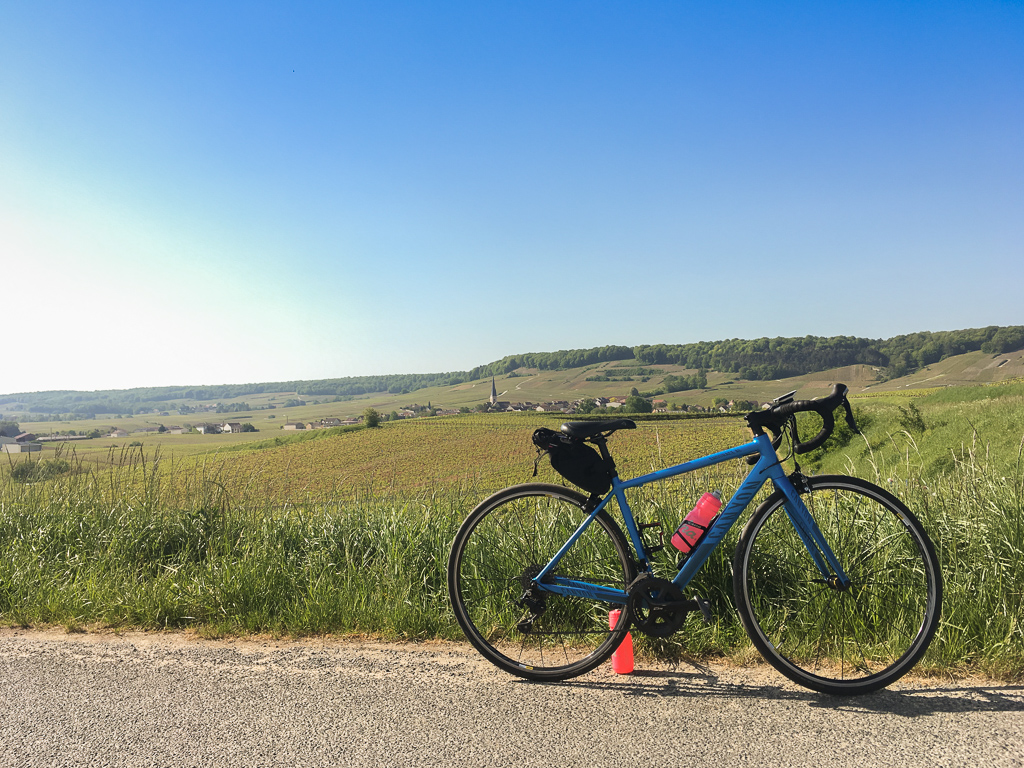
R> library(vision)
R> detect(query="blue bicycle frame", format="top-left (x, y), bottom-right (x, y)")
top-left (533, 432), bottom-right (851, 604)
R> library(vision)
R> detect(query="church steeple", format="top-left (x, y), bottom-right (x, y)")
top-left (490, 376), bottom-right (498, 405)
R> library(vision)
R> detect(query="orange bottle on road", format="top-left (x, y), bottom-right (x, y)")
top-left (608, 609), bottom-right (634, 674)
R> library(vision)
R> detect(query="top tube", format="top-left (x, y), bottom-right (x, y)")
top-left (615, 438), bottom-right (763, 490)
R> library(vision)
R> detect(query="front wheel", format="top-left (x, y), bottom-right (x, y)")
top-left (733, 475), bottom-right (942, 695)
top-left (448, 483), bottom-right (637, 681)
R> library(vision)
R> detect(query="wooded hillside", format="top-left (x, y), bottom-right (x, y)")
top-left (2, 325), bottom-right (1021, 417)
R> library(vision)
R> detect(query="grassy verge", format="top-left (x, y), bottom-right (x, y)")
top-left (0, 461), bottom-right (465, 639)
top-left (1, 431), bottom-right (1022, 680)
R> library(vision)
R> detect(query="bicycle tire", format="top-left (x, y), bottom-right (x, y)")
top-left (448, 483), bottom-right (637, 681)
top-left (733, 474), bottom-right (942, 695)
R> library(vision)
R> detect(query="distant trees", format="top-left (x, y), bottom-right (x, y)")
top-left (363, 408), bottom-right (381, 428)
top-left (662, 371), bottom-right (707, 392)
top-left (468, 345), bottom-right (635, 378)
top-left (299, 372), bottom-right (468, 398)
top-left (635, 337), bottom-right (885, 377)
top-left (632, 326), bottom-right (1024, 382)
top-left (639, 370), bottom-right (707, 399)
top-left (622, 395), bottom-right (653, 414)
top-left (216, 402), bottom-right (251, 413)
top-left (982, 327), bottom-right (1024, 355)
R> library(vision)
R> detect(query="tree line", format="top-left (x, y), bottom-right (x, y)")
top-left (633, 326), bottom-right (1024, 381)
top-left (466, 346), bottom-right (635, 379)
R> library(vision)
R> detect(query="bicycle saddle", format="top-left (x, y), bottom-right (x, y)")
top-left (560, 419), bottom-right (637, 439)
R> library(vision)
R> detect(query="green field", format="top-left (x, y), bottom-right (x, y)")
top-left (811, 379), bottom-right (1024, 480)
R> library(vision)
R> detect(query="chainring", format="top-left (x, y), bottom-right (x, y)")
top-left (626, 574), bottom-right (687, 638)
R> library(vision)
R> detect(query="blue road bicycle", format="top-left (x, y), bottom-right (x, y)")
top-left (447, 384), bottom-right (942, 695)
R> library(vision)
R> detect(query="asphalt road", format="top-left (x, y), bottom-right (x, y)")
top-left (1, 629), bottom-right (1022, 767)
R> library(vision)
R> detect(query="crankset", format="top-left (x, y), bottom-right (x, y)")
top-left (626, 574), bottom-right (713, 638)
top-left (626, 575), bottom-right (686, 638)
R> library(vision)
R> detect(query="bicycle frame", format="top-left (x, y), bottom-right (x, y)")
top-left (533, 431), bottom-right (852, 605)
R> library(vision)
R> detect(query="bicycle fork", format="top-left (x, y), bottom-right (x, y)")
top-left (773, 470), bottom-right (852, 589)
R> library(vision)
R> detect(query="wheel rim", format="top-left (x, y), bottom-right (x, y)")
top-left (742, 482), bottom-right (938, 688)
top-left (452, 490), bottom-right (632, 675)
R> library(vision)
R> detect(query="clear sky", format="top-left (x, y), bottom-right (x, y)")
top-left (2, 1), bottom-right (1021, 394)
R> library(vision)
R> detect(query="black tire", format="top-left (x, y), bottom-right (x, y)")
top-left (733, 475), bottom-right (942, 695)
top-left (448, 483), bottom-right (637, 681)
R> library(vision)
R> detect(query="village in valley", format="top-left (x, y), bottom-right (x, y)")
top-left (477, 376), bottom-right (723, 416)
top-left (0, 374), bottom-right (734, 455)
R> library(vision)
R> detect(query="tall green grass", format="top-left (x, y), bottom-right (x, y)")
top-left (0, 450), bottom-right (464, 639)
top-left (1, 436), bottom-right (1022, 679)
top-left (867, 436), bottom-right (1024, 677)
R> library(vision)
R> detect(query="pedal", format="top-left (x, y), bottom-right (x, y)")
top-left (691, 595), bottom-right (713, 625)
top-left (668, 596), bottom-right (714, 625)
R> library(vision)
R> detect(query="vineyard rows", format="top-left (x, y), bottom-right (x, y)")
top-left (157, 414), bottom-right (753, 506)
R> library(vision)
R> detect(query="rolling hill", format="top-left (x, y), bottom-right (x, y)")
top-left (2, 327), bottom-right (1022, 446)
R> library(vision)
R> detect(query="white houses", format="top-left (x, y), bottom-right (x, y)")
top-left (0, 436), bottom-right (41, 453)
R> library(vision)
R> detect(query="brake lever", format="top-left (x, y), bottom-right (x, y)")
top-left (842, 398), bottom-right (860, 434)
top-left (790, 415), bottom-right (801, 452)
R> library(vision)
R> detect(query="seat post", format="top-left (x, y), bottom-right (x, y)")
top-left (591, 435), bottom-right (617, 476)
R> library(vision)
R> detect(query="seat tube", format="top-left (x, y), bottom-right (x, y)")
top-left (611, 479), bottom-right (647, 565)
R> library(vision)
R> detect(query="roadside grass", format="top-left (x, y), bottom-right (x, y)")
top-left (814, 380), bottom-right (1024, 479)
top-left (0, 461), bottom-right (467, 639)
top-left (1, 414), bottom-right (1022, 680)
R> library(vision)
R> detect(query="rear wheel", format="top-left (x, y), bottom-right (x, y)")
top-left (733, 475), bottom-right (942, 695)
top-left (448, 483), bottom-right (636, 681)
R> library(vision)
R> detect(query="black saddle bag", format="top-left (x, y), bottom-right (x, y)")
top-left (532, 427), bottom-right (612, 496)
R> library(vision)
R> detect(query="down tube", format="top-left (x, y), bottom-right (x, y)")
top-left (672, 458), bottom-right (774, 590)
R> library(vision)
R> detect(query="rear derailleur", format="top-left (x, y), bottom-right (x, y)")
top-left (515, 564), bottom-right (550, 634)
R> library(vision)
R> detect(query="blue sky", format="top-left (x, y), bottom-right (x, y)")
top-left (2, 1), bottom-right (1021, 394)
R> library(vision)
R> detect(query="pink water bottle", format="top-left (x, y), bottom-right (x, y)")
top-left (608, 609), bottom-right (634, 674)
top-left (670, 490), bottom-right (723, 555)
